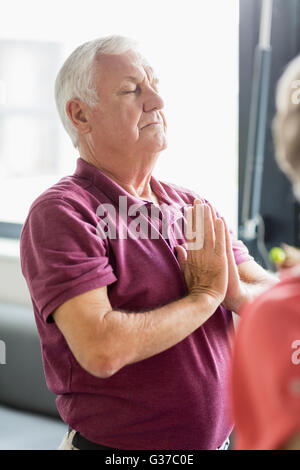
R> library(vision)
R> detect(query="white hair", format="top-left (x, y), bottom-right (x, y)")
top-left (272, 54), bottom-right (300, 201)
top-left (55, 35), bottom-right (139, 148)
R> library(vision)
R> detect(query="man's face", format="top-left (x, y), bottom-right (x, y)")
top-left (88, 50), bottom-right (167, 160)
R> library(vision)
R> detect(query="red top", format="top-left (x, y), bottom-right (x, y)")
top-left (20, 157), bottom-right (253, 450)
top-left (230, 273), bottom-right (300, 450)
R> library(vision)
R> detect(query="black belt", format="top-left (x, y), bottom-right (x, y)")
top-left (69, 427), bottom-right (118, 451)
top-left (69, 427), bottom-right (230, 450)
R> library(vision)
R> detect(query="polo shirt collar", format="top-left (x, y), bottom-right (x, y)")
top-left (74, 157), bottom-right (185, 224)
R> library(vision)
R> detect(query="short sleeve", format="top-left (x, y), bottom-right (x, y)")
top-left (229, 230), bottom-right (254, 266)
top-left (20, 198), bottom-right (117, 323)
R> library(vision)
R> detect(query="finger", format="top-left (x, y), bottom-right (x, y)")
top-left (175, 244), bottom-right (187, 268)
top-left (185, 206), bottom-right (195, 245)
top-left (206, 201), bottom-right (217, 226)
top-left (185, 200), bottom-right (203, 249)
top-left (192, 200), bottom-right (204, 250)
top-left (193, 199), bottom-right (202, 233)
top-left (223, 218), bottom-right (239, 272)
top-left (214, 218), bottom-right (225, 256)
top-left (223, 218), bottom-right (232, 254)
top-left (203, 204), bottom-right (215, 249)
top-left (208, 205), bottom-right (216, 245)
top-left (199, 201), bottom-right (218, 248)
top-left (205, 204), bottom-right (218, 250)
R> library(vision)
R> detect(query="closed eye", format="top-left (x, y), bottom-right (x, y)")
top-left (122, 82), bottom-right (158, 94)
top-left (122, 86), bottom-right (140, 94)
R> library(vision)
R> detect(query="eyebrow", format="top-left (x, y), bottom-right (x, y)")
top-left (122, 75), bottom-right (160, 87)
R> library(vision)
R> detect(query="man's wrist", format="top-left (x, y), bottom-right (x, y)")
top-left (188, 292), bottom-right (221, 314)
top-left (233, 281), bottom-right (273, 313)
top-left (235, 282), bottom-right (249, 309)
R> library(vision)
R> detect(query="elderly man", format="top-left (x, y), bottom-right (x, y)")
top-left (20, 35), bottom-right (277, 450)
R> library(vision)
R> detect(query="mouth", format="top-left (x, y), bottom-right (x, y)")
top-left (140, 122), bottom-right (161, 130)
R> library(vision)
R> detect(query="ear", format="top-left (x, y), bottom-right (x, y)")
top-left (66, 99), bottom-right (91, 135)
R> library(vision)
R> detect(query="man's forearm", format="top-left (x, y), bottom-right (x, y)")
top-left (98, 293), bottom-right (219, 376)
top-left (234, 277), bottom-right (278, 314)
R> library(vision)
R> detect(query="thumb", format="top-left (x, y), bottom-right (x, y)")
top-left (175, 244), bottom-right (187, 269)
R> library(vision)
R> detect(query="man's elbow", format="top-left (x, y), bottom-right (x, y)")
top-left (82, 352), bottom-right (123, 379)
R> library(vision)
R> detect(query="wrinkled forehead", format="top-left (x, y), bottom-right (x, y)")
top-left (94, 50), bottom-right (156, 86)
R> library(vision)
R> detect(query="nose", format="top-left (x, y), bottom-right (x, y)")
top-left (143, 88), bottom-right (164, 113)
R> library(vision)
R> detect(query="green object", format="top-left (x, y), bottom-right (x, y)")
top-left (269, 247), bottom-right (286, 264)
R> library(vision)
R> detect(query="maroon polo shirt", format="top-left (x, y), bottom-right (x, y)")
top-left (20, 157), bottom-right (253, 450)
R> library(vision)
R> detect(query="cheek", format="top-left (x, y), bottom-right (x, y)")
top-left (91, 108), bottom-right (107, 132)
top-left (93, 101), bottom-right (142, 142)
top-left (120, 108), bottom-right (142, 138)
top-left (122, 106), bottom-right (142, 126)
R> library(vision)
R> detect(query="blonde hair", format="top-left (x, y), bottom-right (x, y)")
top-left (272, 55), bottom-right (300, 200)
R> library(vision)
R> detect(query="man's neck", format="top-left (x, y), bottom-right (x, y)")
top-left (80, 155), bottom-right (160, 205)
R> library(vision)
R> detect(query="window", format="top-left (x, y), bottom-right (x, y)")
top-left (0, 40), bottom-right (62, 230)
top-left (0, 0), bottom-right (239, 234)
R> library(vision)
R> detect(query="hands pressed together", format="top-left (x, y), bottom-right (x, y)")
top-left (175, 199), bottom-right (247, 313)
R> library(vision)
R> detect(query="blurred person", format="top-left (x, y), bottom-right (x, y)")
top-left (231, 54), bottom-right (300, 450)
top-left (275, 243), bottom-right (300, 273)
top-left (20, 36), bottom-right (277, 450)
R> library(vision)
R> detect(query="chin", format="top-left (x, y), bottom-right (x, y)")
top-left (146, 134), bottom-right (168, 151)
top-left (147, 142), bottom-right (167, 154)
